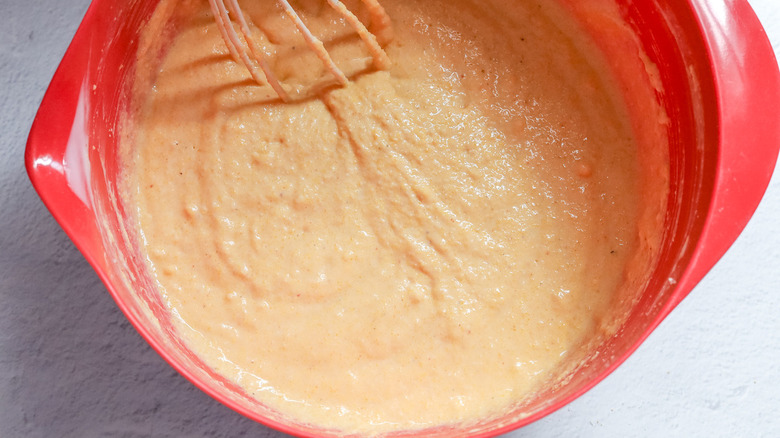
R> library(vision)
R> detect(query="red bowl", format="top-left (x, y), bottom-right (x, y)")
top-left (25, 0), bottom-right (780, 436)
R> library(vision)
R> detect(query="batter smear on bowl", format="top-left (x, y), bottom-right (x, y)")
top-left (123, 0), bottom-right (665, 434)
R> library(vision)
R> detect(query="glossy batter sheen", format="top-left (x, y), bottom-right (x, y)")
top-left (127, 0), bottom-right (641, 433)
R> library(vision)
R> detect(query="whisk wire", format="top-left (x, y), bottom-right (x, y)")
top-left (277, 0), bottom-right (350, 86)
top-left (225, 0), bottom-right (291, 100)
top-left (209, 0), bottom-right (278, 96)
top-left (326, 0), bottom-right (390, 69)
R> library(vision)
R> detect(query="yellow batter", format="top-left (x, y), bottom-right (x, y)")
top-left (125, 0), bottom-right (649, 433)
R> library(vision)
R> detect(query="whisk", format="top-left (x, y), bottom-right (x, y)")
top-left (208, 0), bottom-right (393, 102)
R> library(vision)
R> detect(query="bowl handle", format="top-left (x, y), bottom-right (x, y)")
top-left (24, 4), bottom-right (108, 274)
top-left (673, 0), bottom-right (780, 305)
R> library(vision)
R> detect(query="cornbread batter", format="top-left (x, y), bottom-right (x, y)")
top-left (125, 0), bottom-right (652, 433)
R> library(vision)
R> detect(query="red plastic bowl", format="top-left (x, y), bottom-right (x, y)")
top-left (25, 0), bottom-right (780, 436)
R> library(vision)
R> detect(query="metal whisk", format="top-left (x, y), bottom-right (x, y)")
top-left (208, 0), bottom-right (393, 102)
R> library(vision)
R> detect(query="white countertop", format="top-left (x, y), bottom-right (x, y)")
top-left (1, 1), bottom-right (778, 437)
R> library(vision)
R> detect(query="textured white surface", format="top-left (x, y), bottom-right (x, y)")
top-left (1, 1), bottom-right (778, 437)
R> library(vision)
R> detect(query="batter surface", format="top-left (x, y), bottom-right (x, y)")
top-left (126, 0), bottom-right (643, 433)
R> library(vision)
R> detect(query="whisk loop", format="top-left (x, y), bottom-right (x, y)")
top-left (208, 0), bottom-right (393, 102)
